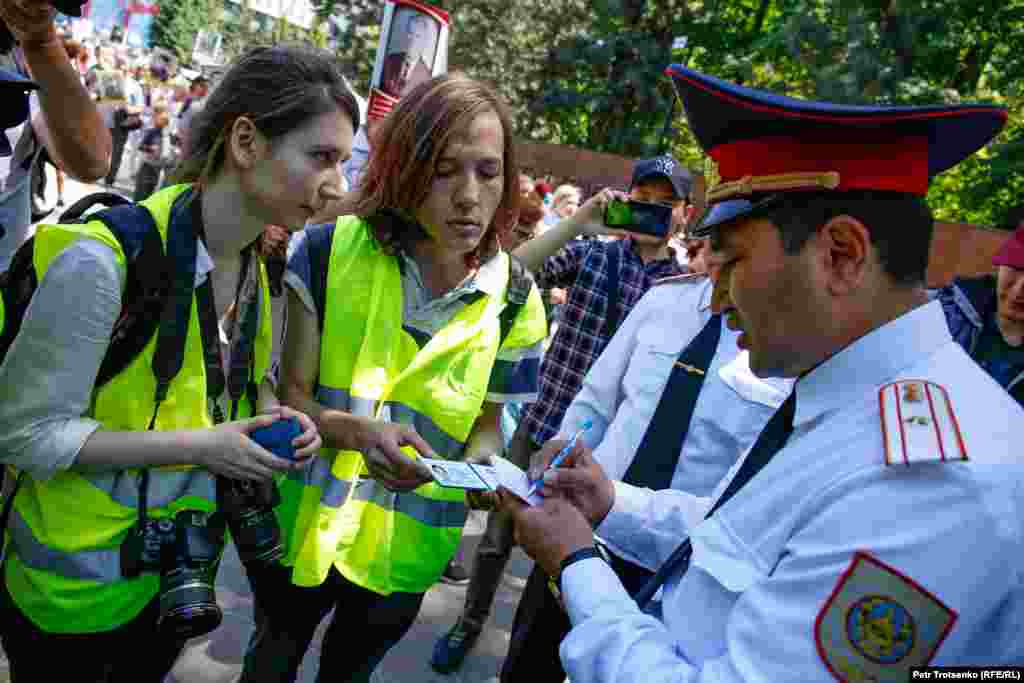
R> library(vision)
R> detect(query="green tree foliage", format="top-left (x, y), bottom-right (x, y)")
top-left (772, 0), bottom-right (1024, 224)
top-left (273, 0), bottom-right (1023, 223)
top-left (150, 0), bottom-right (222, 65)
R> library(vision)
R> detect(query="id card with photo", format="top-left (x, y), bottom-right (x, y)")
top-left (422, 455), bottom-right (542, 506)
top-left (421, 459), bottom-right (492, 490)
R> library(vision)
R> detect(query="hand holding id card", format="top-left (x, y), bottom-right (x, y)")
top-left (422, 455), bottom-right (542, 506)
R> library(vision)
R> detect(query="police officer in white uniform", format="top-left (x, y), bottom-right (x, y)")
top-left (498, 269), bottom-right (793, 683)
top-left (498, 65), bottom-right (1024, 681)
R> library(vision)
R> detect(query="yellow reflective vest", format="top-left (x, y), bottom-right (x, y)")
top-left (276, 216), bottom-right (547, 595)
top-left (4, 184), bottom-right (273, 633)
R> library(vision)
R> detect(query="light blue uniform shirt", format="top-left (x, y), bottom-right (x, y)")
top-left (561, 300), bottom-right (1024, 681)
top-left (555, 275), bottom-right (792, 567)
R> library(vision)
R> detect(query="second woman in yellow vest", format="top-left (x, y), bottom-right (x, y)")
top-left (240, 74), bottom-right (549, 682)
top-left (0, 45), bottom-right (360, 681)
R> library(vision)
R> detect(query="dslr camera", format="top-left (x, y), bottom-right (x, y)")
top-left (216, 415), bottom-right (302, 565)
top-left (217, 476), bottom-right (285, 565)
top-left (120, 509), bottom-right (225, 640)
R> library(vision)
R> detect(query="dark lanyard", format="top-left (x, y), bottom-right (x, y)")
top-left (137, 192), bottom-right (258, 519)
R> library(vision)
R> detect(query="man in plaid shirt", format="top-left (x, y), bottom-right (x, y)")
top-left (432, 155), bottom-right (691, 674)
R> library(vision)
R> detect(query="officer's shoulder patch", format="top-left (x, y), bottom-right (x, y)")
top-left (878, 380), bottom-right (967, 466)
top-left (653, 272), bottom-right (705, 287)
top-left (815, 551), bottom-right (957, 682)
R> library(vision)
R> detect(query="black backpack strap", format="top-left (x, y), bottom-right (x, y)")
top-left (499, 254), bottom-right (532, 346)
top-left (149, 192), bottom-right (201, 409)
top-left (601, 240), bottom-right (623, 340)
top-left (304, 223), bottom-right (336, 333)
top-left (87, 204), bottom-right (168, 388)
top-left (58, 191), bottom-right (135, 224)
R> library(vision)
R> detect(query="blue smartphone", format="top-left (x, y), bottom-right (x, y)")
top-left (249, 416), bottom-right (302, 461)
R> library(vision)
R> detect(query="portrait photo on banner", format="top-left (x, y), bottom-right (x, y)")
top-left (380, 7), bottom-right (440, 99)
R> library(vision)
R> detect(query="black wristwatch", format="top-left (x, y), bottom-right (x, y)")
top-left (558, 546), bottom-right (606, 593)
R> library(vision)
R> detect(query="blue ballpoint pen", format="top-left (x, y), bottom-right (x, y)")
top-left (526, 419), bottom-right (594, 496)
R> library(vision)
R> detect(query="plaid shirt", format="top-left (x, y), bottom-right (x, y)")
top-left (521, 238), bottom-right (685, 446)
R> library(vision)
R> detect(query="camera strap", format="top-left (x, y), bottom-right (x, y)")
top-left (133, 191), bottom-right (255, 522)
top-left (135, 190), bottom-right (202, 527)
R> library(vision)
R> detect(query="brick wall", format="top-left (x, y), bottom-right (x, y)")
top-left (516, 140), bottom-right (634, 197)
top-left (928, 222), bottom-right (1007, 288)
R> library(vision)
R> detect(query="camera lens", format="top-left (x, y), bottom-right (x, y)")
top-left (158, 567), bottom-right (222, 639)
top-left (218, 479), bottom-right (284, 565)
top-left (230, 506), bottom-right (285, 564)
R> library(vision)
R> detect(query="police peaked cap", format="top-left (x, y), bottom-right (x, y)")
top-left (665, 65), bottom-right (1008, 238)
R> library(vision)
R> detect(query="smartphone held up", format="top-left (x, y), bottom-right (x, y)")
top-left (604, 198), bottom-right (674, 238)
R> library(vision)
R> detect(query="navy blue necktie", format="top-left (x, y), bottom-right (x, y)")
top-left (633, 391), bottom-right (797, 608)
top-left (622, 314), bottom-right (723, 491)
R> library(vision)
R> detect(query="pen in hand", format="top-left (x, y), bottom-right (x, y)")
top-left (527, 420), bottom-right (594, 496)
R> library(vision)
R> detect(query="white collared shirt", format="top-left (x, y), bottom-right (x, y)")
top-left (556, 276), bottom-right (792, 568)
top-left (559, 300), bottom-right (1024, 681)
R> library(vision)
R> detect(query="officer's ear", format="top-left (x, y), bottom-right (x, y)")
top-left (819, 214), bottom-right (871, 297)
top-left (226, 116), bottom-right (268, 171)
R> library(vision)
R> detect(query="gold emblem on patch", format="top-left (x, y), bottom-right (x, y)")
top-left (815, 552), bottom-right (956, 682)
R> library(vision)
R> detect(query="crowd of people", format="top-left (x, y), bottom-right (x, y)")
top-left (2, 0), bottom-right (1024, 682)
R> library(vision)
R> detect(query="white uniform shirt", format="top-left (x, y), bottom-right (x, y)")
top-left (556, 276), bottom-right (792, 567)
top-left (560, 300), bottom-right (1024, 681)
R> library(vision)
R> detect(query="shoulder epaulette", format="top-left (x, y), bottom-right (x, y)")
top-left (653, 272), bottom-right (706, 287)
top-left (879, 380), bottom-right (967, 466)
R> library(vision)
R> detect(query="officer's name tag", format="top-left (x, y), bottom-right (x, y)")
top-left (422, 455), bottom-right (540, 505)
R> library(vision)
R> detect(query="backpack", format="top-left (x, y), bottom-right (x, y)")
top-left (1, 191), bottom-right (201, 547)
top-left (304, 219), bottom-right (533, 344)
top-left (0, 192), bottom-right (169, 387)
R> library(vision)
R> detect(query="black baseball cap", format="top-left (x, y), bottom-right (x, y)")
top-left (631, 155), bottom-right (692, 201)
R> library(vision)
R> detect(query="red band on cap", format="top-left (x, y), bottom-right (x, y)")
top-left (710, 135), bottom-right (930, 196)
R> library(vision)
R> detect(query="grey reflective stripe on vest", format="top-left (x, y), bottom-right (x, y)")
top-left (8, 509), bottom-right (121, 583)
top-left (289, 456), bottom-right (467, 528)
top-left (314, 384), bottom-right (467, 459)
top-left (384, 401), bottom-right (466, 460)
top-left (316, 384), bottom-right (376, 417)
top-left (84, 468), bottom-right (216, 510)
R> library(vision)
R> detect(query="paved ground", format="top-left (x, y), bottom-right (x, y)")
top-left (0, 167), bottom-right (536, 682)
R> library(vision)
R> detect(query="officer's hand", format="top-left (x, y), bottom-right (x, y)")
top-left (538, 446), bottom-right (615, 527)
top-left (568, 188), bottom-right (631, 239)
top-left (528, 438), bottom-right (570, 482)
top-left (463, 451), bottom-right (497, 511)
top-left (0, 0), bottom-right (57, 47)
top-left (497, 488), bottom-right (594, 578)
top-left (191, 413), bottom-right (305, 482)
top-left (353, 418), bottom-right (434, 492)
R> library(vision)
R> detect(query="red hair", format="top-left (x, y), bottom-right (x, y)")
top-left (348, 74), bottom-right (519, 269)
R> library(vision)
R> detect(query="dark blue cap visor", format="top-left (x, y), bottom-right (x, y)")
top-left (691, 195), bottom-right (784, 239)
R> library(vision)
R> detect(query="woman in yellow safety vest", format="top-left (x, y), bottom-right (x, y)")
top-left (240, 74), bottom-right (549, 683)
top-left (0, 45), bottom-right (363, 681)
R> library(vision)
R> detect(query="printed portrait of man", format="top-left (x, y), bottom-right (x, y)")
top-left (380, 8), bottom-right (438, 98)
